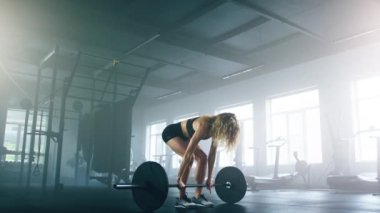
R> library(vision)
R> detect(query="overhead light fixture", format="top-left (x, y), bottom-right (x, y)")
top-left (222, 65), bottom-right (264, 80)
top-left (156, 91), bottom-right (182, 100)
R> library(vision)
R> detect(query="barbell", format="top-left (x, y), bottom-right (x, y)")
top-left (113, 161), bottom-right (247, 211)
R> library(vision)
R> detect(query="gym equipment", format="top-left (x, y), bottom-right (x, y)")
top-left (19, 98), bottom-right (32, 185)
top-left (293, 151), bottom-right (310, 187)
top-left (114, 161), bottom-right (247, 211)
top-left (73, 100), bottom-right (84, 184)
top-left (33, 109), bottom-right (44, 176)
top-left (327, 127), bottom-right (380, 194)
top-left (248, 137), bottom-right (294, 190)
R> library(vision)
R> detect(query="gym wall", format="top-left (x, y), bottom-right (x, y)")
top-left (134, 41), bottom-right (380, 186)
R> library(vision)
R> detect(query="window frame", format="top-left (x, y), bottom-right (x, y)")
top-left (145, 120), bottom-right (167, 167)
top-left (351, 76), bottom-right (380, 162)
top-left (266, 88), bottom-right (322, 165)
top-left (215, 102), bottom-right (254, 168)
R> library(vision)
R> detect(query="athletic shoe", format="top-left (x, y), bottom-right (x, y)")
top-left (191, 194), bottom-right (214, 207)
top-left (175, 195), bottom-right (199, 208)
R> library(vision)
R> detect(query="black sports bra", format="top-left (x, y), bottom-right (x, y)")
top-left (186, 117), bottom-right (198, 138)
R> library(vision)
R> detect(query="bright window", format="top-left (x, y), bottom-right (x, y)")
top-left (266, 89), bottom-right (322, 165)
top-left (216, 103), bottom-right (254, 168)
top-left (352, 76), bottom-right (380, 162)
top-left (171, 114), bottom-right (199, 169)
top-left (3, 109), bottom-right (46, 163)
top-left (145, 121), bottom-right (167, 167)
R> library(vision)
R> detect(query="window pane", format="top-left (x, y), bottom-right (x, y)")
top-left (355, 134), bottom-right (377, 162)
top-left (354, 76), bottom-right (380, 162)
top-left (151, 122), bottom-right (167, 135)
top-left (3, 109), bottom-right (47, 163)
top-left (3, 124), bottom-right (18, 162)
top-left (288, 112), bottom-right (304, 164)
top-left (306, 109), bottom-right (322, 163)
top-left (216, 103), bottom-right (254, 167)
top-left (146, 122), bottom-right (167, 167)
top-left (267, 114), bottom-right (287, 165)
top-left (242, 120), bottom-right (254, 166)
top-left (267, 89), bottom-right (322, 165)
top-left (356, 76), bottom-right (380, 99)
top-left (271, 90), bottom-right (319, 113)
top-left (6, 110), bottom-right (26, 123)
top-left (217, 104), bottom-right (252, 120)
top-left (357, 99), bottom-right (380, 129)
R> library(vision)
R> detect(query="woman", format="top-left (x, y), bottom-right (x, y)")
top-left (161, 113), bottom-right (240, 208)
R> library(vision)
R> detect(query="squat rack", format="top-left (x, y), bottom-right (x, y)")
top-left (19, 43), bottom-right (152, 191)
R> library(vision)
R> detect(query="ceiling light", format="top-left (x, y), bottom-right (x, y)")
top-left (156, 91), bottom-right (182, 100)
top-left (222, 65), bottom-right (264, 80)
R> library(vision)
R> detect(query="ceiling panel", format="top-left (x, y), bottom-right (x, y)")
top-left (3, 0), bottom-right (380, 108)
top-left (288, 0), bottom-right (380, 41)
top-left (135, 41), bottom-right (196, 64)
top-left (248, 0), bottom-right (323, 19)
top-left (122, 55), bottom-right (157, 68)
top-left (221, 20), bottom-right (296, 52)
top-left (180, 1), bottom-right (262, 40)
top-left (79, 54), bottom-right (111, 68)
top-left (149, 64), bottom-right (193, 81)
top-left (117, 63), bottom-right (146, 78)
top-left (139, 85), bottom-right (173, 99)
top-left (181, 53), bottom-right (249, 77)
top-left (121, 0), bottom-right (207, 29)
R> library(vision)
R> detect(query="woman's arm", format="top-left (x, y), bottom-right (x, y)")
top-left (206, 140), bottom-right (217, 189)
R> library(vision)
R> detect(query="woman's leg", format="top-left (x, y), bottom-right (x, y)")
top-left (166, 137), bottom-right (193, 198)
top-left (193, 146), bottom-right (207, 198)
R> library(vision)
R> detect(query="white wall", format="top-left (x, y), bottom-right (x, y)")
top-left (134, 42), bottom-right (380, 186)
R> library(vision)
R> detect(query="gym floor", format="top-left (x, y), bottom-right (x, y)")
top-left (1, 186), bottom-right (379, 213)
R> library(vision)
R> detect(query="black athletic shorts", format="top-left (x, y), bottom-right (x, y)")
top-left (161, 123), bottom-right (187, 143)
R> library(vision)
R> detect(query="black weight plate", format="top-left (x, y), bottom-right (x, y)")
top-left (132, 161), bottom-right (169, 211)
top-left (215, 166), bottom-right (247, 204)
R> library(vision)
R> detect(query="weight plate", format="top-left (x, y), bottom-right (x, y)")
top-left (132, 161), bottom-right (169, 211)
top-left (215, 166), bottom-right (247, 204)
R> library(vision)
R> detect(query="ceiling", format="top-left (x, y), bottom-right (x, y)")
top-left (1, 0), bottom-right (380, 113)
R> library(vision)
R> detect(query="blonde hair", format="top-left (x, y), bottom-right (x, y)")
top-left (209, 113), bottom-right (240, 151)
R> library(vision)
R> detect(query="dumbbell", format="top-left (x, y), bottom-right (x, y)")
top-left (113, 161), bottom-right (247, 211)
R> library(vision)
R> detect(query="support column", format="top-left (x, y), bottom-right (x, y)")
top-left (253, 96), bottom-right (266, 176)
top-left (0, 100), bottom-right (7, 149)
top-left (0, 85), bottom-right (8, 152)
top-left (0, 62), bottom-right (9, 149)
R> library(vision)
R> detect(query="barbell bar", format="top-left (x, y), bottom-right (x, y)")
top-left (114, 182), bottom-right (231, 189)
top-left (113, 161), bottom-right (246, 211)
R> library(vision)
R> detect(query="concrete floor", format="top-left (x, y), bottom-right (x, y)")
top-left (1, 186), bottom-right (380, 213)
